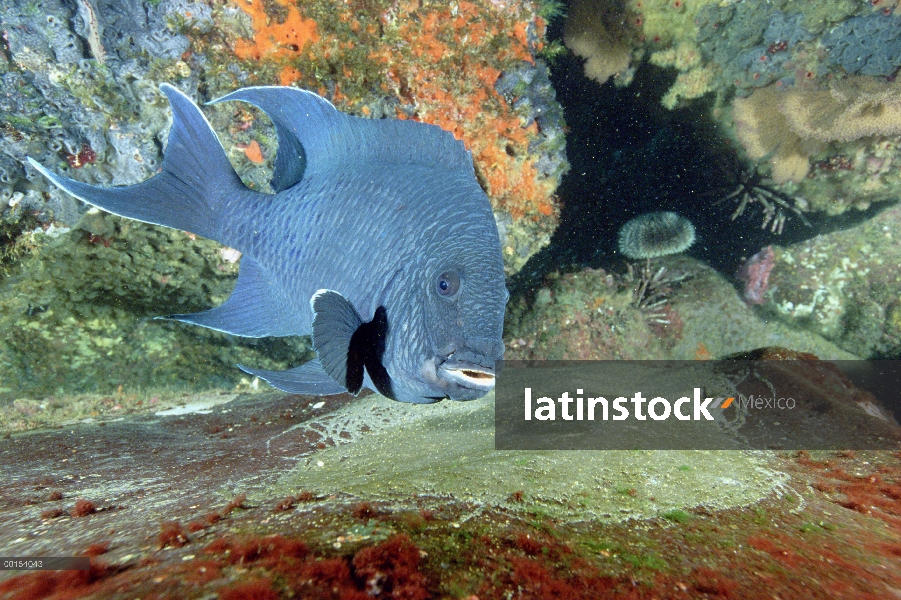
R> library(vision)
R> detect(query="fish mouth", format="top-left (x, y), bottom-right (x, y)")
top-left (437, 362), bottom-right (496, 391)
top-left (434, 347), bottom-right (497, 393)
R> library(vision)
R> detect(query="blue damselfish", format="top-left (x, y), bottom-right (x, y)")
top-left (30, 84), bottom-right (507, 403)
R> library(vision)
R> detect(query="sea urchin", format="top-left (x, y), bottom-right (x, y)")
top-left (618, 211), bottom-right (695, 260)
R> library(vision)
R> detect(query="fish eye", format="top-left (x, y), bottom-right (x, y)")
top-left (436, 270), bottom-right (460, 298)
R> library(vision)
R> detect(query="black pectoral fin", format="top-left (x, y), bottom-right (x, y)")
top-left (311, 291), bottom-right (393, 398)
top-left (350, 306), bottom-right (393, 400)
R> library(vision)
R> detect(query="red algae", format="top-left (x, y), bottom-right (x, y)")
top-left (221, 493), bottom-right (247, 516)
top-left (514, 533), bottom-right (544, 556)
top-left (218, 578), bottom-right (280, 600)
top-left (295, 491), bottom-right (315, 502)
top-left (748, 535), bottom-right (802, 568)
top-left (82, 541), bottom-right (110, 557)
top-left (352, 534), bottom-right (428, 600)
top-left (158, 521), bottom-right (189, 549)
top-left (273, 496), bottom-right (296, 511)
top-left (70, 499), bottom-right (96, 517)
top-left (0, 558), bottom-right (114, 600)
top-left (351, 501), bottom-right (378, 521)
top-left (205, 534), bottom-right (309, 569)
top-left (689, 567), bottom-right (739, 596)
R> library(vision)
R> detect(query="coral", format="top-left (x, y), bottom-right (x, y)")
top-left (657, 60), bottom-right (716, 109)
top-left (733, 78), bottom-right (901, 184)
top-left (823, 10), bottom-right (901, 77)
top-left (647, 41), bottom-right (716, 108)
top-left (564, 0), bottom-right (634, 85)
top-left (728, 85), bottom-right (811, 183)
top-left (231, 0), bottom-right (319, 62)
top-left (780, 77), bottom-right (901, 143)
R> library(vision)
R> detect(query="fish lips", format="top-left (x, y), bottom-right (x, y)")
top-left (438, 360), bottom-right (496, 392)
top-left (425, 348), bottom-right (498, 401)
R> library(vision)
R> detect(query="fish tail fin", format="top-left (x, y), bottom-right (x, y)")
top-left (28, 83), bottom-right (248, 242)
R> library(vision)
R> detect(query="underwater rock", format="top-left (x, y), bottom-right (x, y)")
top-left (1, 385), bottom-right (900, 596)
top-left (580, 0), bottom-right (901, 218)
top-left (755, 203), bottom-right (901, 358)
top-left (0, 212), bottom-right (311, 399)
top-left (269, 393), bottom-right (785, 522)
top-left (505, 257), bottom-right (859, 362)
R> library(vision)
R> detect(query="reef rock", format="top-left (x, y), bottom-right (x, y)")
top-left (753, 204), bottom-right (901, 358)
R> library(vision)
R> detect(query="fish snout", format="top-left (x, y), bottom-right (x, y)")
top-left (464, 336), bottom-right (505, 362)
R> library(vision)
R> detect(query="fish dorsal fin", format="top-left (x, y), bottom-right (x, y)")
top-left (210, 86), bottom-right (474, 191)
top-left (162, 255), bottom-right (299, 337)
top-left (310, 290), bottom-right (393, 399)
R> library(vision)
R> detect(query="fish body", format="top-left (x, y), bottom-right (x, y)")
top-left (29, 84), bottom-right (507, 404)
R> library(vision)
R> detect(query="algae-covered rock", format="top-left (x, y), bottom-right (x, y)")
top-left (564, 0), bottom-right (901, 218)
top-left (505, 257), bottom-right (859, 361)
top-left (269, 392), bottom-right (786, 523)
top-left (0, 213), bottom-right (310, 399)
top-left (758, 204), bottom-right (901, 358)
top-left (1, 0), bottom-right (565, 396)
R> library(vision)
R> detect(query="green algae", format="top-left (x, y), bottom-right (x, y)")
top-left (267, 393), bottom-right (786, 523)
top-left (0, 213), bottom-right (311, 399)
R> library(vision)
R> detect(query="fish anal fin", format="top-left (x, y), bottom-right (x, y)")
top-left (239, 360), bottom-right (346, 396)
